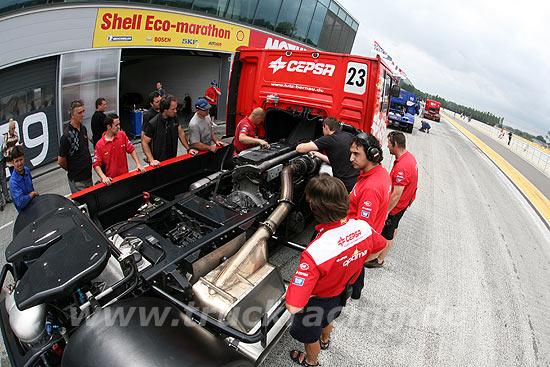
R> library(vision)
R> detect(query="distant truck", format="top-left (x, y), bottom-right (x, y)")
top-left (423, 99), bottom-right (441, 122)
top-left (227, 47), bottom-right (400, 144)
top-left (387, 89), bottom-right (418, 133)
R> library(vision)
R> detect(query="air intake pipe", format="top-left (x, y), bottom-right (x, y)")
top-left (213, 154), bottom-right (318, 287)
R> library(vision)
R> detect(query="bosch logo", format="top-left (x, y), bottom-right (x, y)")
top-left (268, 56), bottom-right (336, 76)
top-left (154, 37), bottom-right (171, 42)
top-left (299, 263), bottom-right (309, 271)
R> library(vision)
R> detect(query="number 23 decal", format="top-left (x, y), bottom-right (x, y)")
top-left (346, 67), bottom-right (366, 87)
top-left (344, 62), bottom-right (367, 95)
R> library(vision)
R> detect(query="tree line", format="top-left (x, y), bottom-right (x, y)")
top-left (400, 82), bottom-right (549, 146)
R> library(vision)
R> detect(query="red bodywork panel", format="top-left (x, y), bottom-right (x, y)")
top-left (425, 99), bottom-right (441, 113)
top-left (226, 47), bottom-right (395, 143)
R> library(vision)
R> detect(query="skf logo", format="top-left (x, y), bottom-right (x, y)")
top-left (268, 57), bottom-right (287, 74)
top-left (182, 39), bottom-right (199, 45)
top-left (208, 41), bottom-right (222, 46)
top-left (299, 263), bottom-right (309, 271)
top-left (343, 248), bottom-right (369, 267)
top-left (268, 57), bottom-right (336, 76)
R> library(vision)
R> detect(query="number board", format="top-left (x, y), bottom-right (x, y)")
top-left (344, 62), bottom-right (368, 95)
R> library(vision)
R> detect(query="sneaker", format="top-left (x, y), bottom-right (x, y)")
top-left (364, 259), bottom-right (384, 268)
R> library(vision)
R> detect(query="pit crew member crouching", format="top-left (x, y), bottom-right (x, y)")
top-left (285, 174), bottom-right (386, 366)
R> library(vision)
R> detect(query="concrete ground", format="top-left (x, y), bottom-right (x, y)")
top-left (1, 117), bottom-right (550, 366)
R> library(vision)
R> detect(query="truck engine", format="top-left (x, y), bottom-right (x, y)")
top-left (0, 109), bottom-right (323, 367)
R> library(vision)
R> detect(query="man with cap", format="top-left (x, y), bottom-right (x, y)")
top-left (205, 80), bottom-right (221, 123)
top-left (188, 97), bottom-right (225, 153)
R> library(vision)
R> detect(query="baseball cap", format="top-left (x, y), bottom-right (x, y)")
top-left (211, 80), bottom-right (217, 85)
top-left (195, 97), bottom-right (211, 111)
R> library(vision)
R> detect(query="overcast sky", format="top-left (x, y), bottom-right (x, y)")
top-left (338, 0), bottom-right (550, 136)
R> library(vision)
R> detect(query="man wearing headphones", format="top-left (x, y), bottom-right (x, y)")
top-left (142, 95), bottom-right (197, 167)
top-left (364, 131), bottom-right (418, 268)
top-left (347, 132), bottom-right (391, 299)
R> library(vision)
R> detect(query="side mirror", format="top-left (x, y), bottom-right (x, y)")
top-left (390, 84), bottom-right (400, 98)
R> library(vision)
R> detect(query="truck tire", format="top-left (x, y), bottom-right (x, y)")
top-left (407, 125), bottom-right (413, 133)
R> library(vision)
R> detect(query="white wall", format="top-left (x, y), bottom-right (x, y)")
top-left (120, 54), bottom-right (223, 115)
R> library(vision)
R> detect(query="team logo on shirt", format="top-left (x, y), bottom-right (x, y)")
top-left (241, 127), bottom-right (248, 133)
top-left (299, 263), bottom-right (309, 271)
top-left (343, 248), bottom-right (369, 267)
top-left (337, 230), bottom-right (362, 247)
top-left (363, 201), bottom-right (372, 207)
top-left (292, 276), bottom-right (305, 286)
top-left (361, 210), bottom-right (370, 218)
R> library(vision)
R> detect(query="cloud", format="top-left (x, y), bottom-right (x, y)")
top-left (339, 0), bottom-right (550, 135)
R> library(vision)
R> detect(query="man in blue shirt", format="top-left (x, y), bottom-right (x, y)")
top-left (9, 146), bottom-right (38, 212)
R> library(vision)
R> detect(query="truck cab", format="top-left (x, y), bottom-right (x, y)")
top-left (387, 89), bottom-right (418, 133)
top-left (423, 99), bottom-right (441, 122)
top-left (226, 47), bottom-right (399, 144)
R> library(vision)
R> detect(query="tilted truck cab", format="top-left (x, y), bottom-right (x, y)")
top-left (423, 99), bottom-right (441, 122)
top-left (388, 89), bottom-right (419, 133)
top-left (226, 47), bottom-right (399, 144)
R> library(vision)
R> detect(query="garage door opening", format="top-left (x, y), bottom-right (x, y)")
top-left (119, 48), bottom-right (229, 135)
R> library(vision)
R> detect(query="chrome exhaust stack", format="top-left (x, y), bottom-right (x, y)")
top-left (192, 154), bottom-right (319, 334)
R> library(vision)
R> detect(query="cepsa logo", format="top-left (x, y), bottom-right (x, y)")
top-left (268, 56), bottom-right (335, 76)
top-left (337, 230), bottom-right (362, 247)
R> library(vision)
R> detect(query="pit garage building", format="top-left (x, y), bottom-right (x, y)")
top-left (0, 0), bottom-right (357, 170)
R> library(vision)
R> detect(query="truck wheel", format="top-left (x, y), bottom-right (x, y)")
top-left (407, 125), bottom-right (413, 133)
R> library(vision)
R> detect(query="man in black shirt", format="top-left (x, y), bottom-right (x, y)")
top-left (58, 99), bottom-right (93, 194)
top-left (143, 95), bottom-right (198, 167)
top-left (142, 91), bottom-right (161, 134)
top-left (296, 117), bottom-right (359, 192)
top-left (91, 98), bottom-right (106, 146)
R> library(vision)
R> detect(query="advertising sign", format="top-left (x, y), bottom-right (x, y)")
top-left (249, 30), bottom-right (312, 51)
top-left (93, 8), bottom-right (250, 52)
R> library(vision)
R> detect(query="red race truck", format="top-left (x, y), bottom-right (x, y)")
top-left (226, 47), bottom-right (399, 143)
top-left (423, 99), bottom-right (441, 122)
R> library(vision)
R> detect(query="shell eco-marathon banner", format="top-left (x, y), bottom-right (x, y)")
top-left (93, 8), bottom-right (313, 53)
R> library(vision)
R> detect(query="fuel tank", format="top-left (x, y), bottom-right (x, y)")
top-left (62, 297), bottom-right (252, 367)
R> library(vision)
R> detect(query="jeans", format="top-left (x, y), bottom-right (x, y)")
top-left (68, 177), bottom-right (93, 194)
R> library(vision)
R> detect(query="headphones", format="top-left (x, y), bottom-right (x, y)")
top-left (356, 132), bottom-right (382, 163)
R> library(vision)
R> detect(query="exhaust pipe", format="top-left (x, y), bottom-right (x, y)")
top-left (192, 154), bottom-right (319, 334)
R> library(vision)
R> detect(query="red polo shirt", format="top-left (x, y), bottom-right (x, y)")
top-left (285, 218), bottom-right (386, 308)
top-left (234, 116), bottom-right (257, 152)
top-left (348, 164), bottom-right (391, 233)
top-left (205, 86), bottom-right (219, 105)
top-left (93, 131), bottom-right (135, 178)
top-left (389, 151), bottom-right (418, 215)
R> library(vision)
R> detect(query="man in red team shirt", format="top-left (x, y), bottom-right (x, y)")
top-left (286, 175), bottom-right (386, 367)
top-left (233, 108), bottom-right (269, 153)
top-left (347, 132), bottom-right (391, 298)
top-left (204, 80), bottom-right (221, 123)
top-left (93, 113), bottom-right (145, 185)
top-left (365, 130), bottom-right (418, 267)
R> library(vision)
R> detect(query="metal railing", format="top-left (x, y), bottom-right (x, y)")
top-left (444, 110), bottom-right (550, 178)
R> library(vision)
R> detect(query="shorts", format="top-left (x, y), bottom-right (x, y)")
top-left (68, 177), bottom-right (93, 194)
top-left (209, 104), bottom-right (217, 119)
top-left (289, 296), bottom-right (343, 344)
top-left (381, 208), bottom-right (407, 240)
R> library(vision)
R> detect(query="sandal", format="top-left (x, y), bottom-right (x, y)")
top-left (319, 337), bottom-right (330, 350)
top-left (290, 350), bottom-right (320, 366)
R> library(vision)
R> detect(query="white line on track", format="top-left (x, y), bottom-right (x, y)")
top-left (0, 221), bottom-right (13, 231)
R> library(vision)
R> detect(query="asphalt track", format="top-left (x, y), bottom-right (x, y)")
top-left (1, 119), bottom-right (550, 366)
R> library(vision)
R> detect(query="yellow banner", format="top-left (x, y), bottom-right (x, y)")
top-left (93, 8), bottom-right (250, 52)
